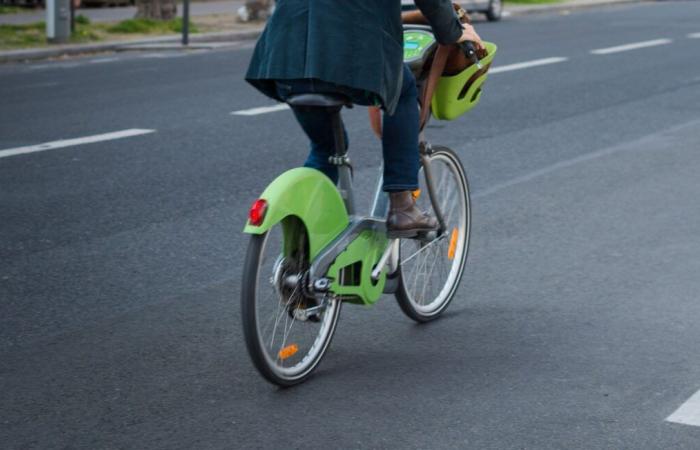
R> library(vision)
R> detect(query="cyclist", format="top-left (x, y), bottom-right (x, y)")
top-left (245, 0), bottom-right (482, 236)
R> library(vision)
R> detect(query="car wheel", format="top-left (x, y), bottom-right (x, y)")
top-left (486, 0), bottom-right (502, 21)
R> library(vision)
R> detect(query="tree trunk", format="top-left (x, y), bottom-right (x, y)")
top-left (238, 0), bottom-right (273, 22)
top-left (135, 0), bottom-right (177, 20)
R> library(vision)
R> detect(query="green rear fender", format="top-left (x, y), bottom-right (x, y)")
top-left (243, 168), bottom-right (349, 259)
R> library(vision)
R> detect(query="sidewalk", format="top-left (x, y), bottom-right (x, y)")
top-left (0, 0), bottom-right (652, 64)
top-left (0, 0), bottom-right (246, 26)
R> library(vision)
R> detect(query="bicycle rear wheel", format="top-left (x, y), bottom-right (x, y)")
top-left (241, 220), bottom-right (341, 386)
top-left (396, 146), bottom-right (471, 322)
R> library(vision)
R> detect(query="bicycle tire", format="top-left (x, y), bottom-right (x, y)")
top-left (395, 146), bottom-right (471, 322)
top-left (241, 227), bottom-right (342, 386)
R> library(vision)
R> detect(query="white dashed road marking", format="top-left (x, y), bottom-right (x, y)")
top-left (590, 38), bottom-right (672, 55)
top-left (489, 57), bottom-right (569, 74)
top-left (0, 129), bottom-right (156, 159)
top-left (231, 57), bottom-right (569, 116)
top-left (667, 389), bottom-right (700, 427)
top-left (231, 33), bottom-right (686, 116)
top-left (89, 57), bottom-right (119, 64)
top-left (231, 104), bottom-right (290, 116)
top-left (688, 33), bottom-right (700, 39)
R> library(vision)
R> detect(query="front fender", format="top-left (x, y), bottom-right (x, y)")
top-left (243, 168), bottom-right (349, 259)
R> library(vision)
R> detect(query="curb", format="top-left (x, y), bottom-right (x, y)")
top-left (0, 28), bottom-right (264, 64)
top-left (0, 0), bottom-right (649, 64)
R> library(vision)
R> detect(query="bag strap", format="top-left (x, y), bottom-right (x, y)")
top-left (372, 3), bottom-right (471, 136)
top-left (419, 44), bottom-right (451, 131)
top-left (369, 43), bottom-right (451, 138)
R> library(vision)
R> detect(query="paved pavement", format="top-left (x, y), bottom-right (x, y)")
top-left (0, 0), bottom-right (246, 25)
top-left (2, 1), bottom-right (700, 448)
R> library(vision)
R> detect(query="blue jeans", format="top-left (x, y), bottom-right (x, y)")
top-left (274, 64), bottom-right (420, 192)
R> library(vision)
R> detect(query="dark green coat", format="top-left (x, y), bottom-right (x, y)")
top-left (245, 0), bottom-right (462, 114)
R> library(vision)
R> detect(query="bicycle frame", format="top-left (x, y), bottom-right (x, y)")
top-left (244, 103), bottom-right (447, 307)
top-left (306, 118), bottom-right (447, 305)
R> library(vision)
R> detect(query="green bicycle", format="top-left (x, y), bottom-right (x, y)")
top-left (241, 26), bottom-right (497, 386)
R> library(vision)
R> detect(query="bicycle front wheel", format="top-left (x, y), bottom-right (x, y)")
top-left (396, 146), bottom-right (471, 322)
top-left (241, 221), bottom-right (342, 386)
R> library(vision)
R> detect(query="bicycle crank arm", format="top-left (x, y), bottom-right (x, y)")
top-left (371, 239), bottom-right (399, 281)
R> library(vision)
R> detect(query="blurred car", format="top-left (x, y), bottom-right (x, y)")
top-left (401, 0), bottom-right (502, 22)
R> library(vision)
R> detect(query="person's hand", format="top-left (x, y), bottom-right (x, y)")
top-left (457, 24), bottom-right (483, 50)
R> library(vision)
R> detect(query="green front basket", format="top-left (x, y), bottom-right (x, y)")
top-left (431, 41), bottom-right (498, 121)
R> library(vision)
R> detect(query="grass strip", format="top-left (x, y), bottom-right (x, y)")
top-left (0, 5), bottom-right (27, 14)
top-left (0, 16), bottom-right (198, 50)
top-left (107, 18), bottom-right (198, 34)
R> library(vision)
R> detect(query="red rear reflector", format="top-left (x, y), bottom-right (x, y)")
top-left (248, 199), bottom-right (268, 226)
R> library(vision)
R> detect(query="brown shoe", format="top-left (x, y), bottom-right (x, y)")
top-left (387, 191), bottom-right (438, 238)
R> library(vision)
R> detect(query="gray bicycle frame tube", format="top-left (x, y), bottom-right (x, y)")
top-left (308, 112), bottom-right (446, 293)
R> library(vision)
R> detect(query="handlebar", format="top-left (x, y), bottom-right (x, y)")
top-left (458, 41), bottom-right (482, 70)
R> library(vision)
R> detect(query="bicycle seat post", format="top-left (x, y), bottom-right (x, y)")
top-left (286, 93), bottom-right (355, 215)
top-left (330, 109), bottom-right (355, 216)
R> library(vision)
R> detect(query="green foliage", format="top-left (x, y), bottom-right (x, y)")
top-left (108, 18), bottom-right (157, 33)
top-left (0, 6), bottom-right (25, 14)
top-left (71, 27), bottom-right (100, 43)
top-left (0, 15), bottom-right (199, 50)
top-left (171, 17), bottom-right (198, 33)
top-left (0, 22), bottom-right (46, 49)
top-left (107, 18), bottom-right (198, 34)
top-left (75, 14), bottom-right (91, 25)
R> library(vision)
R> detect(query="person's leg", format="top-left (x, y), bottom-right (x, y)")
top-left (381, 64), bottom-right (420, 192)
top-left (275, 79), bottom-right (348, 184)
top-left (290, 107), bottom-right (349, 185)
top-left (383, 64), bottom-right (437, 237)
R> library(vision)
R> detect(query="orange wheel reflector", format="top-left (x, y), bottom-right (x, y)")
top-left (412, 189), bottom-right (421, 201)
top-left (278, 344), bottom-right (298, 360)
top-left (447, 228), bottom-right (459, 260)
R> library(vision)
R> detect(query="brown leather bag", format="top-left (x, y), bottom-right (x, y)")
top-left (369, 3), bottom-right (488, 137)
top-left (402, 4), bottom-right (488, 75)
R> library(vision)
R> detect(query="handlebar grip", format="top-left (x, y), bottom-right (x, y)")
top-left (458, 41), bottom-right (481, 69)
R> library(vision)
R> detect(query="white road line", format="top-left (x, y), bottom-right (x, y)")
top-left (139, 53), bottom-right (189, 59)
top-left (590, 38), bottom-right (672, 55)
top-left (89, 57), bottom-right (119, 64)
top-left (688, 33), bottom-right (700, 39)
top-left (27, 64), bottom-right (54, 71)
top-left (0, 129), bottom-right (155, 159)
top-left (233, 56), bottom-right (569, 116)
top-left (231, 104), bottom-right (290, 116)
top-left (489, 57), bottom-right (569, 74)
top-left (667, 389), bottom-right (700, 427)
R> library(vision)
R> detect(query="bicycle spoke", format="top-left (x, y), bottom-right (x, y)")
top-left (398, 149), bottom-right (469, 318)
top-left (268, 284), bottom-right (299, 349)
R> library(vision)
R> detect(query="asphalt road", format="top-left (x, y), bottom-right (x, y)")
top-left (3, 1), bottom-right (700, 448)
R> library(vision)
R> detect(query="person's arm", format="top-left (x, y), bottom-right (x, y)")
top-left (414, 0), bottom-right (482, 47)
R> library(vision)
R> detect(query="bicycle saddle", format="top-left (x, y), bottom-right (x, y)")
top-left (286, 93), bottom-right (351, 108)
